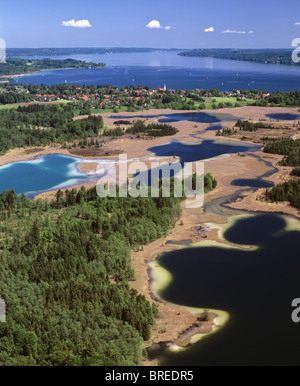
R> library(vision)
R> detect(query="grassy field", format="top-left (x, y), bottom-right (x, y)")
top-left (0, 100), bottom-right (71, 110)
top-left (200, 97), bottom-right (249, 109)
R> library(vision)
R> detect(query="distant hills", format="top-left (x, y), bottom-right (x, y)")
top-left (178, 48), bottom-right (298, 65)
top-left (6, 47), bottom-right (183, 57)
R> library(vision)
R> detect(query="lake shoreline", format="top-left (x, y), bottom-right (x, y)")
top-left (1, 64), bottom-right (106, 80)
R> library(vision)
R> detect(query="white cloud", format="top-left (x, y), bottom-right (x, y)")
top-left (146, 20), bottom-right (162, 29)
top-left (62, 19), bottom-right (92, 28)
top-left (204, 27), bottom-right (214, 32)
top-left (248, 30), bottom-right (254, 34)
top-left (295, 22), bottom-right (300, 25)
top-left (222, 29), bottom-right (247, 34)
top-left (165, 26), bottom-right (172, 30)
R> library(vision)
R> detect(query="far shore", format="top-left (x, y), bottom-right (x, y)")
top-left (1, 64), bottom-right (106, 80)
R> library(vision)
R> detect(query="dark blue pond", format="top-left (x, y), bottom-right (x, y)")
top-left (266, 113), bottom-right (300, 121)
top-left (111, 112), bottom-right (241, 124)
top-left (0, 154), bottom-right (90, 197)
top-left (148, 139), bottom-right (260, 164)
top-left (135, 139), bottom-right (260, 186)
top-left (149, 213), bottom-right (300, 366)
top-left (231, 179), bottom-right (274, 188)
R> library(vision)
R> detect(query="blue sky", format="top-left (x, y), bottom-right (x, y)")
top-left (0, 0), bottom-right (299, 48)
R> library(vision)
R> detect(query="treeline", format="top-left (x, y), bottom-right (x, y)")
top-left (179, 49), bottom-right (297, 65)
top-left (0, 185), bottom-right (184, 366)
top-left (204, 172), bottom-right (218, 192)
top-left (103, 121), bottom-right (178, 138)
top-left (0, 104), bottom-right (104, 154)
top-left (265, 91), bottom-right (300, 107)
top-left (263, 138), bottom-right (300, 210)
top-left (266, 180), bottom-right (300, 209)
top-left (291, 167), bottom-right (300, 176)
top-left (216, 128), bottom-right (237, 137)
top-left (263, 138), bottom-right (300, 167)
top-left (0, 58), bottom-right (105, 77)
top-left (0, 92), bottom-right (33, 105)
top-left (7, 48), bottom-right (159, 57)
top-left (126, 121), bottom-right (179, 137)
top-left (235, 120), bottom-right (273, 132)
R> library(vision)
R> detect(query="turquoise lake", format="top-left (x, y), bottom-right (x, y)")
top-left (0, 154), bottom-right (90, 197)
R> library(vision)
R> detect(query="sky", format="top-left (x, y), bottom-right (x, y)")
top-left (0, 0), bottom-right (300, 49)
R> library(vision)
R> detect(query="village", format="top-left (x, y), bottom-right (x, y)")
top-left (0, 82), bottom-right (271, 112)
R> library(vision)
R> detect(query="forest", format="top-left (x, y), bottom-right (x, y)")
top-left (178, 49), bottom-right (297, 65)
top-left (0, 58), bottom-right (105, 77)
top-left (0, 172), bottom-right (217, 366)
top-left (102, 121), bottom-right (178, 138)
top-left (126, 121), bottom-right (179, 137)
top-left (0, 186), bottom-right (182, 365)
top-left (235, 120), bottom-right (273, 132)
top-left (263, 138), bottom-right (300, 167)
top-left (264, 138), bottom-right (300, 209)
top-left (0, 104), bottom-right (104, 154)
top-left (265, 180), bottom-right (300, 209)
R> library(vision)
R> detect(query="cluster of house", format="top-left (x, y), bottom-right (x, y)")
top-left (0, 84), bottom-right (270, 107)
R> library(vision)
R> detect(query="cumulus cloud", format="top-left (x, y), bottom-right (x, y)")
top-left (165, 26), bottom-right (172, 30)
top-left (204, 27), bottom-right (214, 32)
top-left (146, 20), bottom-right (162, 29)
top-left (62, 19), bottom-right (92, 28)
top-left (295, 22), bottom-right (300, 25)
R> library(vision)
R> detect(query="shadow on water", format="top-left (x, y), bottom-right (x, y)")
top-left (230, 179), bottom-right (274, 188)
top-left (266, 113), bottom-right (300, 121)
top-left (148, 213), bottom-right (300, 366)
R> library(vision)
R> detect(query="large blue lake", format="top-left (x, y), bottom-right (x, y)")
top-left (0, 154), bottom-right (90, 197)
top-left (12, 51), bottom-right (300, 91)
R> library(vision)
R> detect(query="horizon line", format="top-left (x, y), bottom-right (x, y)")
top-left (5, 46), bottom-right (295, 51)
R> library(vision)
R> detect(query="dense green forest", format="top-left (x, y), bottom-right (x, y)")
top-left (0, 58), bottom-right (105, 77)
top-left (266, 180), bottom-right (300, 209)
top-left (291, 167), bottom-right (300, 176)
top-left (235, 120), bottom-right (273, 132)
top-left (263, 138), bottom-right (300, 209)
top-left (102, 121), bottom-right (178, 138)
top-left (0, 186), bottom-right (184, 365)
top-left (264, 91), bottom-right (300, 107)
top-left (0, 171), bottom-right (217, 366)
top-left (263, 138), bottom-right (300, 167)
top-left (178, 49), bottom-right (297, 65)
top-left (0, 104), bottom-right (103, 154)
top-left (126, 121), bottom-right (179, 137)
